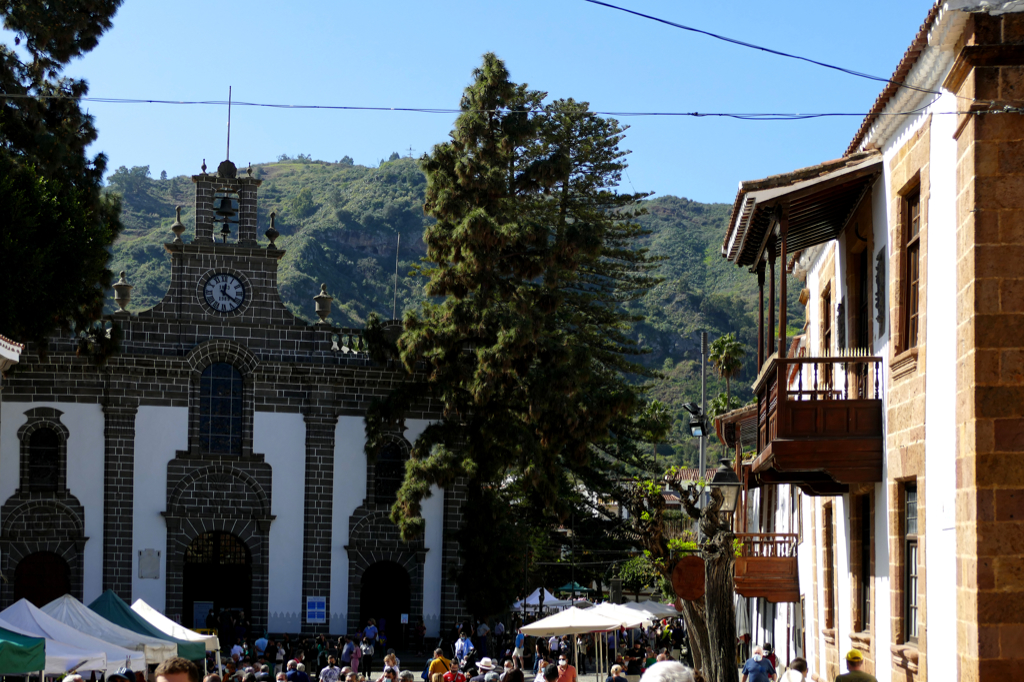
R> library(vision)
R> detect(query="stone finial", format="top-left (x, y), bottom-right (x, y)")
top-left (113, 270), bottom-right (133, 313)
top-left (314, 283), bottom-right (333, 324)
top-left (201, 158), bottom-right (207, 174)
top-left (247, 162), bottom-right (253, 178)
top-left (171, 205), bottom-right (186, 243)
top-left (265, 211), bottom-right (280, 249)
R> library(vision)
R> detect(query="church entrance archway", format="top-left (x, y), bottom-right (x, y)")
top-left (183, 532), bottom-right (251, 631)
top-left (360, 561), bottom-right (411, 649)
top-left (13, 551), bottom-right (70, 606)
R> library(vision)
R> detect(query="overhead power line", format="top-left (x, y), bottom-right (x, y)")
top-left (0, 91), bottom-right (1008, 121)
top-left (582, 0), bottom-right (950, 100)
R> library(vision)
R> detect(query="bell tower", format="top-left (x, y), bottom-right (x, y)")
top-left (151, 156), bottom-right (293, 326)
top-left (192, 159), bottom-right (261, 247)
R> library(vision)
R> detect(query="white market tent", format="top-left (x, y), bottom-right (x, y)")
top-left (131, 599), bottom-right (220, 651)
top-left (0, 599), bottom-right (144, 674)
top-left (522, 588), bottom-right (571, 610)
top-left (43, 595), bottom-right (177, 666)
top-left (0, 614), bottom-right (107, 674)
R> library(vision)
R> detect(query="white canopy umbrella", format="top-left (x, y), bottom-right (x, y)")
top-left (522, 607), bottom-right (621, 682)
top-left (520, 607), bottom-right (620, 636)
top-left (0, 599), bottom-right (144, 674)
top-left (584, 603), bottom-right (647, 629)
top-left (0, 614), bottom-right (107, 674)
top-left (43, 595), bottom-right (177, 666)
top-left (131, 599), bottom-right (220, 651)
top-left (622, 600), bottom-right (680, 619)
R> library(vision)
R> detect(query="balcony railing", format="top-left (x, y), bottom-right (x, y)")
top-left (736, 532), bottom-right (798, 558)
top-left (734, 533), bottom-right (799, 603)
top-left (752, 354), bottom-right (883, 495)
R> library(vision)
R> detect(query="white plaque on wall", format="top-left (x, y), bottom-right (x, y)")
top-left (139, 549), bottom-right (160, 579)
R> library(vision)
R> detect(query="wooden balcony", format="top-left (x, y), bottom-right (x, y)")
top-left (752, 355), bottom-right (883, 496)
top-left (734, 533), bottom-right (800, 603)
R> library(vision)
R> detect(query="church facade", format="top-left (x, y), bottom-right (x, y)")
top-left (0, 159), bottom-right (466, 640)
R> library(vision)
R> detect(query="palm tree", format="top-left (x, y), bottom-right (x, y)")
top-left (709, 333), bottom-right (745, 409)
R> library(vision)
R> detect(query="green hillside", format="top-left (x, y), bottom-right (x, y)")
top-left (106, 157), bottom-right (802, 467)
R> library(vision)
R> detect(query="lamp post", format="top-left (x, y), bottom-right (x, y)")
top-left (709, 459), bottom-right (741, 522)
top-left (676, 462), bottom-right (741, 682)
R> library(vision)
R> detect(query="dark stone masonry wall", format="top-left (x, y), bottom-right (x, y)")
top-left (0, 164), bottom-right (464, 632)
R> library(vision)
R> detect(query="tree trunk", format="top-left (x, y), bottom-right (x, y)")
top-left (680, 597), bottom-right (709, 677)
top-left (704, 529), bottom-right (738, 682)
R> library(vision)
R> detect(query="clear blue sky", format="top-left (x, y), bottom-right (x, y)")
top-left (50, 0), bottom-right (934, 204)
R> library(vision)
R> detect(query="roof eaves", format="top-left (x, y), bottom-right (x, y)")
top-left (845, 1), bottom-right (945, 156)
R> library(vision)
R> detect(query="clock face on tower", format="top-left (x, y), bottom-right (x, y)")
top-left (203, 272), bottom-right (246, 313)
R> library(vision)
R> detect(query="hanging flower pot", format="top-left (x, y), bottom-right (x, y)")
top-left (672, 555), bottom-right (706, 601)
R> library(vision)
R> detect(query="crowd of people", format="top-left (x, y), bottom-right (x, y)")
top-left (79, 607), bottom-right (872, 682)
top-left (197, 617), bottom-right (416, 682)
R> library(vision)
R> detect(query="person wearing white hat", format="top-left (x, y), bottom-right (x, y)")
top-left (470, 658), bottom-right (495, 682)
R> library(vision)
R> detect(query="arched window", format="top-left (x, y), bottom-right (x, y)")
top-left (27, 429), bottom-right (59, 492)
top-left (199, 363), bottom-right (243, 455)
top-left (374, 441), bottom-right (408, 503)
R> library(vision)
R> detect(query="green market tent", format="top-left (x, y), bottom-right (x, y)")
top-left (555, 582), bottom-right (593, 594)
top-left (88, 591), bottom-right (205, 660)
top-left (0, 626), bottom-right (45, 674)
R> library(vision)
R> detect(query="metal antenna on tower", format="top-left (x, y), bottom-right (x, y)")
top-left (392, 233), bottom-right (401, 320)
top-left (226, 86), bottom-right (232, 161)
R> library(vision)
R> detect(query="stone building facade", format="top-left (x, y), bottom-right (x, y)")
top-left (719, 3), bottom-right (1024, 681)
top-left (0, 160), bottom-right (467, 639)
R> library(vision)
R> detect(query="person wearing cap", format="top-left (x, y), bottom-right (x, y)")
top-left (110, 668), bottom-right (135, 682)
top-left (835, 650), bottom-right (875, 682)
top-left (741, 645), bottom-right (776, 682)
top-left (470, 657), bottom-right (495, 682)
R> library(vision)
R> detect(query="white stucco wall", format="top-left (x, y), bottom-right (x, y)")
top-left (132, 405), bottom-right (187, 610)
top-left (421, 484), bottom-right (444, 638)
top-left (923, 90), bottom-right (959, 679)
top-left (329, 415), bottom-right (370, 633)
top-left (255, 411), bottom-right (307, 633)
top-left (0, 402), bottom-right (106, 602)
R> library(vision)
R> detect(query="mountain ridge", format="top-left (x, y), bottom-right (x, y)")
top-left (106, 157), bottom-right (801, 466)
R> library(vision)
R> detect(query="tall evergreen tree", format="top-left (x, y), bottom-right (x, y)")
top-left (0, 1), bottom-right (123, 348)
top-left (364, 54), bottom-right (665, 613)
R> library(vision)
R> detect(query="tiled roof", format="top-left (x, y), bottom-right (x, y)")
top-left (669, 467), bottom-right (717, 484)
top-left (845, 1), bottom-right (944, 155)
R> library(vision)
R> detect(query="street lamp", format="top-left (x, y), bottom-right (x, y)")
top-left (709, 459), bottom-right (741, 515)
top-left (683, 402), bottom-right (710, 438)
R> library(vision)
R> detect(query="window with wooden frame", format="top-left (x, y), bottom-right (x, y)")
top-left (823, 503), bottom-right (836, 630)
top-left (903, 483), bottom-right (920, 644)
top-left (853, 494), bottom-right (872, 632)
top-left (901, 185), bottom-right (922, 351)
